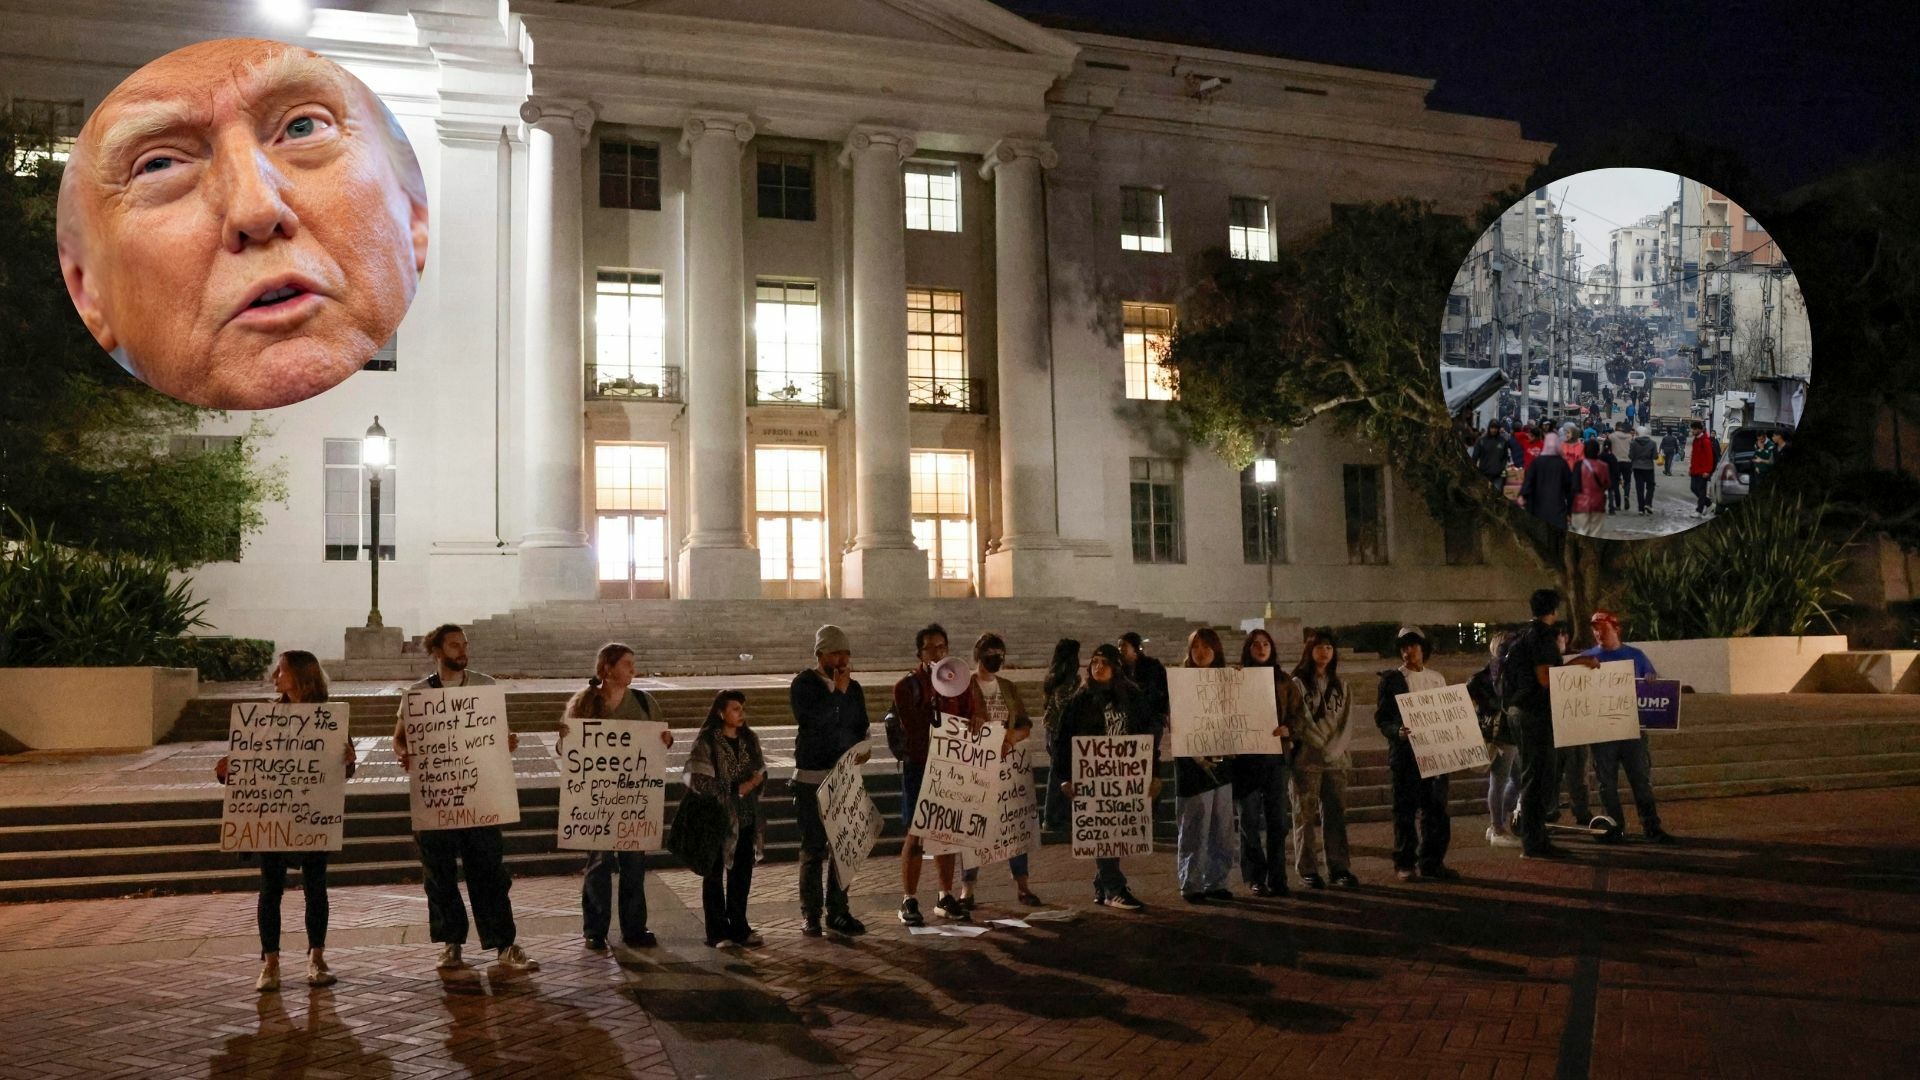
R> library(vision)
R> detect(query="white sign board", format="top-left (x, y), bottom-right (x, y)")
top-left (220, 702), bottom-right (348, 853)
top-left (1167, 668), bottom-right (1281, 758)
top-left (819, 742), bottom-right (883, 887)
top-left (1393, 683), bottom-right (1490, 778)
top-left (929, 741), bottom-right (1040, 870)
top-left (556, 719), bottom-right (668, 851)
top-left (908, 713), bottom-right (1005, 848)
top-left (401, 686), bottom-right (521, 831)
top-left (1070, 734), bottom-right (1154, 859)
top-left (1549, 660), bottom-right (1640, 747)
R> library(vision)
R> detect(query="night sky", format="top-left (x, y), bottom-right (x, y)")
top-left (1003, 0), bottom-right (1919, 195)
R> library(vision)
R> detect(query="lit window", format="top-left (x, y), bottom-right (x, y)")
top-left (594, 444), bottom-right (669, 592)
top-left (594, 270), bottom-right (666, 396)
top-left (910, 450), bottom-right (975, 592)
top-left (323, 438), bottom-right (395, 562)
top-left (7, 98), bottom-right (82, 175)
top-left (1122, 302), bottom-right (1176, 401)
top-left (907, 288), bottom-right (969, 408)
top-left (363, 336), bottom-right (397, 372)
top-left (753, 281), bottom-right (824, 404)
top-left (904, 161), bottom-right (961, 232)
top-left (757, 151), bottom-right (815, 221)
top-left (1228, 197), bottom-right (1273, 261)
top-left (599, 140), bottom-right (661, 211)
top-left (756, 447), bottom-right (828, 592)
top-left (1121, 187), bottom-right (1168, 252)
top-left (1129, 458), bottom-right (1183, 563)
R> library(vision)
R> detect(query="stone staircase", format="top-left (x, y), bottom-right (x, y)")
top-left (4, 691), bottom-right (1914, 903)
top-left (330, 597), bottom-right (1230, 678)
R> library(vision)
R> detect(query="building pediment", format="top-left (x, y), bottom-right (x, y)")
top-left (542, 0), bottom-right (1078, 58)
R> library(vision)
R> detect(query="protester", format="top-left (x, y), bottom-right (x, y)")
top-left (1374, 627), bottom-right (1457, 881)
top-left (214, 650), bottom-right (356, 991)
top-left (1659, 431), bottom-right (1680, 476)
top-left (391, 624), bottom-right (534, 971)
top-left (1629, 426), bottom-right (1658, 515)
top-left (1289, 630), bottom-right (1356, 888)
top-left (1571, 439), bottom-right (1611, 535)
top-left (790, 624), bottom-right (871, 937)
top-left (685, 690), bottom-right (768, 947)
top-left (557, 643), bottom-right (676, 951)
top-left (1040, 639), bottom-right (1082, 832)
top-left (1688, 420), bottom-right (1718, 515)
top-left (1597, 436), bottom-right (1623, 515)
top-left (957, 632), bottom-right (1044, 908)
top-left (1117, 632), bottom-right (1170, 743)
top-left (1234, 628), bottom-right (1299, 897)
top-left (1472, 422), bottom-right (1509, 492)
top-left (1466, 632), bottom-right (1522, 849)
top-left (1519, 433), bottom-right (1573, 530)
top-left (1052, 643), bottom-right (1157, 911)
top-left (1580, 612), bottom-right (1677, 844)
top-left (1544, 624), bottom-right (1596, 830)
top-left (1500, 592), bottom-right (1601, 859)
top-left (1172, 629), bottom-right (1238, 903)
top-left (889, 624), bottom-right (982, 925)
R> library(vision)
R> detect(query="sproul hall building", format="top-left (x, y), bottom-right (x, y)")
top-left (2, 0), bottom-right (1552, 661)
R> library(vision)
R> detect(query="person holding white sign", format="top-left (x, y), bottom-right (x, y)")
top-left (956, 632), bottom-right (1044, 909)
top-left (1288, 630), bottom-right (1357, 889)
top-left (1502, 591), bottom-right (1601, 860)
top-left (213, 651), bottom-right (355, 992)
top-left (685, 690), bottom-right (768, 948)
top-left (1578, 612), bottom-right (1676, 845)
top-left (1233, 628), bottom-right (1301, 898)
top-left (790, 624), bottom-right (872, 938)
top-left (390, 624), bottom-right (533, 972)
top-left (1173, 629), bottom-right (1238, 903)
top-left (558, 643), bottom-right (676, 951)
top-left (887, 624), bottom-right (982, 926)
top-left (1052, 643), bottom-right (1157, 911)
top-left (1374, 627), bottom-right (1457, 882)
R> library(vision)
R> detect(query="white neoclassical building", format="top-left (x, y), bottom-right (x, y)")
top-left (2, 0), bottom-right (1554, 656)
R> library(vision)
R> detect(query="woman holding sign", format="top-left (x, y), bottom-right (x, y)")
top-left (214, 651), bottom-right (356, 992)
top-left (1175, 629), bottom-right (1238, 904)
top-left (559, 643), bottom-right (676, 951)
top-left (1234, 629), bottom-right (1301, 897)
top-left (1052, 643), bottom-right (1156, 911)
top-left (685, 690), bottom-right (768, 948)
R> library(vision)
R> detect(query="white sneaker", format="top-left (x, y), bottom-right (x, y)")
top-left (255, 961), bottom-right (280, 993)
top-left (495, 944), bottom-right (538, 971)
top-left (436, 943), bottom-right (464, 970)
top-left (711, 938), bottom-right (741, 951)
top-left (1486, 826), bottom-right (1523, 849)
top-left (306, 958), bottom-right (337, 987)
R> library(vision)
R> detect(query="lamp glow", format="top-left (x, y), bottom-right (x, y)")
top-left (362, 416), bottom-right (390, 468)
top-left (259, 0), bottom-right (313, 32)
top-left (1253, 457), bottom-right (1278, 485)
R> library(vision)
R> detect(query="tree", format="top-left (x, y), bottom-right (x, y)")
top-left (1159, 199), bottom-right (1623, 633)
top-left (0, 108), bottom-right (285, 568)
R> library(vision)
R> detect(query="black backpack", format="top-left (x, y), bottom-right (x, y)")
top-left (1496, 630), bottom-right (1532, 709)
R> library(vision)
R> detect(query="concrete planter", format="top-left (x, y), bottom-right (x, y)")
top-left (1636, 636), bottom-right (1850, 695)
top-left (0, 667), bottom-right (200, 751)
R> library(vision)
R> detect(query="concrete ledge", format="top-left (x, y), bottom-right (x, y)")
top-left (1796, 650), bottom-right (1920, 694)
top-left (1638, 636), bottom-right (1850, 695)
top-left (0, 667), bottom-right (199, 750)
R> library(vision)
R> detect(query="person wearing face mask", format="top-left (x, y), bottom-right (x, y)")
top-left (1052, 643), bottom-right (1159, 911)
top-left (955, 633), bottom-right (1045, 909)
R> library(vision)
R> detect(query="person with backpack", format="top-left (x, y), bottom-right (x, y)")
top-left (1502, 591), bottom-right (1602, 859)
top-left (789, 624), bottom-right (871, 938)
top-left (684, 690), bottom-right (767, 947)
top-left (1375, 626), bottom-right (1457, 881)
top-left (889, 623), bottom-right (983, 926)
top-left (1467, 632), bottom-right (1522, 849)
top-left (1688, 420), bottom-right (1719, 514)
top-left (1289, 629), bottom-right (1357, 888)
top-left (558, 643), bottom-right (678, 951)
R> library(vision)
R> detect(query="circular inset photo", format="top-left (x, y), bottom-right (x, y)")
top-left (55, 38), bottom-right (428, 410)
top-left (1440, 168), bottom-right (1809, 539)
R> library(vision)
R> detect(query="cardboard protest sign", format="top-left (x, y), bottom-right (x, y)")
top-left (1549, 660), bottom-right (1639, 747)
top-left (1070, 734), bottom-right (1154, 859)
top-left (220, 702), bottom-right (348, 853)
top-left (1166, 668), bottom-right (1281, 758)
top-left (1393, 683), bottom-right (1490, 778)
top-left (556, 719), bottom-right (668, 851)
top-left (953, 741), bottom-right (1039, 870)
top-left (908, 713), bottom-right (1005, 848)
top-left (401, 685), bottom-right (521, 831)
top-left (1636, 679), bottom-right (1682, 731)
top-left (820, 742), bottom-right (883, 887)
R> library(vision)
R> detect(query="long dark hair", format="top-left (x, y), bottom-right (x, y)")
top-left (1239, 629), bottom-right (1278, 669)
top-left (271, 650), bottom-right (330, 704)
top-left (1044, 638), bottom-right (1081, 698)
top-left (1184, 627), bottom-right (1226, 668)
top-left (700, 689), bottom-right (749, 735)
top-left (1290, 629), bottom-right (1342, 691)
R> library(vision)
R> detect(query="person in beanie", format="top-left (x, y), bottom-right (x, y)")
top-left (788, 624), bottom-right (871, 937)
top-left (1579, 611), bottom-right (1677, 844)
top-left (1374, 626), bottom-right (1457, 881)
top-left (1052, 642), bottom-right (1157, 911)
top-left (889, 624), bottom-right (983, 925)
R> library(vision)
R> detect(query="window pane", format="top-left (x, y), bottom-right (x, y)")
top-left (1122, 302), bottom-right (1177, 401)
top-left (758, 517), bottom-right (787, 581)
top-left (633, 515), bottom-right (668, 580)
top-left (790, 517), bottom-right (824, 581)
top-left (596, 515), bottom-right (631, 582)
top-left (905, 162), bottom-right (961, 233)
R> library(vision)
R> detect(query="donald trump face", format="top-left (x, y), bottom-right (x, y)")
top-left (56, 39), bottom-right (428, 409)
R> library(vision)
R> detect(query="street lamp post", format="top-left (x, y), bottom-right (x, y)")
top-left (362, 416), bottom-right (389, 629)
top-left (1254, 454), bottom-right (1278, 621)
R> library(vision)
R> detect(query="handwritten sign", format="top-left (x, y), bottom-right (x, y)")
top-left (929, 741), bottom-right (1040, 870)
top-left (820, 742), bottom-right (883, 887)
top-left (556, 719), bottom-right (667, 851)
top-left (909, 714), bottom-right (1005, 848)
top-left (1637, 679), bottom-right (1682, 732)
top-left (1070, 734), bottom-right (1154, 859)
top-left (1393, 683), bottom-right (1490, 778)
top-left (220, 702), bottom-right (347, 852)
top-left (401, 686), bottom-right (521, 831)
top-left (1549, 661), bottom-right (1639, 747)
top-left (1167, 668), bottom-right (1281, 758)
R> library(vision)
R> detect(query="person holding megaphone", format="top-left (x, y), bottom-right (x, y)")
top-left (885, 624), bottom-right (984, 926)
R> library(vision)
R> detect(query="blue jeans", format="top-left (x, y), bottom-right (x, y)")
top-left (1487, 743), bottom-right (1520, 834)
top-left (1175, 785), bottom-right (1236, 893)
top-left (1591, 736), bottom-right (1662, 833)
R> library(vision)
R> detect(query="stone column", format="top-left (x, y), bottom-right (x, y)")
top-left (516, 98), bottom-right (597, 601)
top-left (838, 125), bottom-right (927, 599)
top-left (980, 138), bottom-right (1074, 597)
top-left (677, 111), bottom-right (762, 599)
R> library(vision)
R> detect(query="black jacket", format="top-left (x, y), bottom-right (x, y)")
top-left (1472, 433), bottom-right (1509, 477)
top-left (1050, 681), bottom-right (1153, 788)
top-left (1125, 653), bottom-right (1170, 724)
top-left (1374, 669), bottom-right (1413, 742)
top-left (1504, 620), bottom-right (1563, 717)
top-left (789, 669), bottom-right (870, 773)
top-left (1519, 454), bottom-right (1574, 530)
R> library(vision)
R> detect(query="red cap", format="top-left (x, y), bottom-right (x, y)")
top-left (1590, 610), bottom-right (1620, 628)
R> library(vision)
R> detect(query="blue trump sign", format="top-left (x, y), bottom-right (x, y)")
top-left (1637, 679), bottom-right (1682, 731)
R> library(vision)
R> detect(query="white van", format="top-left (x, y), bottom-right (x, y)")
top-left (1626, 370), bottom-right (1647, 391)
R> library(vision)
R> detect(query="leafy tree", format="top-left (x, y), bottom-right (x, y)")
top-left (0, 108), bottom-right (285, 568)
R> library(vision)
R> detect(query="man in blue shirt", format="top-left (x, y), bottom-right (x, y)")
top-left (1580, 611), bottom-right (1677, 844)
